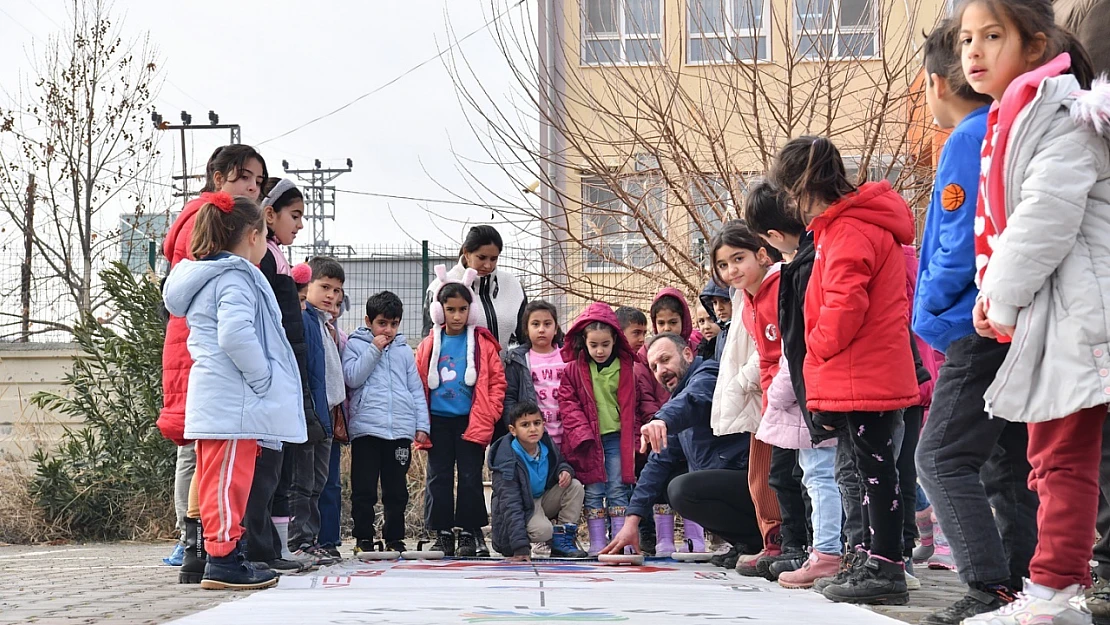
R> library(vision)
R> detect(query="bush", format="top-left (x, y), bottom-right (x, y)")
top-left (29, 262), bottom-right (175, 540)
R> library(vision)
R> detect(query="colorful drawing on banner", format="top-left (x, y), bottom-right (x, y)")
top-left (695, 571), bottom-right (729, 580)
top-left (396, 561), bottom-right (675, 575)
top-left (461, 610), bottom-right (626, 622)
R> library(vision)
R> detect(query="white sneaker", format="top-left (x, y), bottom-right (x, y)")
top-left (904, 568), bottom-right (922, 591)
top-left (531, 542), bottom-right (551, 558)
top-left (963, 580), bottom-right (1091, 625)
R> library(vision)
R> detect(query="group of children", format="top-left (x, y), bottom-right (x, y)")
top-left (158, 0), bottom-right (1110, 621)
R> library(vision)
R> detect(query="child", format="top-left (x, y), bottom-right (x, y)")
top-left (953, 1), bottom-right (1106, 621)
top-left (318, 290), bottom-right (349, 558)
top-left (343, 291), bottom-right (430, 555)
top-left (744, 183), bottom-right (843, 589)
top-left (293, 263), bottom-right (311, 309)
top-left (615, 306), bottom-right (649, 355)
top-left (912, 17), bottom-right (1041, 625)
top-left (162, 191), bottom-right (306, 590)
top-left (489, 401), bottom-right (587, 560)
top-left (502, 300), bottom-right (567, 445)
top-left (647, 289), bottom-right (703, 355)
top-left (160, 145), bottom-right (267, 583)
top-left (694, 303), bottom-right (720, 361)
top-left (699, 280), bottom-right (732, 361)
top-left (770, 136), bottom-right (918, 605)
top-left (557, 302), bottom-right (660, 555)
top-left (243, 178), bottom-right (315, 573)
top-left (710, 221), bottom-right (806, 579)
top-left (288, 256), bottom-right (347, 567)
top-left (416, 265), bottom-right (506, 558)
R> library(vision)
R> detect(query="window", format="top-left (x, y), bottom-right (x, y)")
top-left (687, 0), bottom-right (769, 63)
top-left (581, 176), bottom-right (667, 270)
top-left (687, 176), bottom-right (746, 266)
top-left (582, 0), bottom-right (663, 65)
top-left (794, 0), bottom-right (878, 59)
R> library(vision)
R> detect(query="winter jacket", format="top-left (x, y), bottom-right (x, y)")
top-left (629, 357), bottom-right (750, 518)
top-left (913, 106), bottom-right (988, 353)
top-left (557, 302), bottom-right (661, 485)
top-left (260, 246), bottom-right (325, 443)
top-left (343, 329), bottom-right (430, 441)
top-left (423, 261), bottom-right (527, 353)
top-left (162, 254), bottom-right (307, 444)
top-left (804, 181), bottom-right (919, 413)
top-left (902, 246), bottom-right (939, 407)
top-left (303, 303), bottom-right (335, 437)
top-left (711, 289), bottom-right (764, 436)
top-left (978, 75), bottom-right (1110, 423)
top-left (639, 287), bottom-right (704, 358)
top-left (415, 326), bottom-right (507, 446)
top-left (501, 342), bottom-right (568, 440)
top-left (488, 432), bottom-right (574, 557)
top-left (756, 354), bottom-right (836, 450)
top-left (158, 197), bottom-right (205, 444)
top-left (699, 280), bottom-right (732, 362)
top-left (740, 264), bottom-right (783, 408)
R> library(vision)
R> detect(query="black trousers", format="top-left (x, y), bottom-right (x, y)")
top-left (840, 410), bottom-right (902, 562)
top-left (768, 446), bottom-right (810, 552)
top-left (899, 405), bottom-right (923, 559)
top-left (351, 435), bottom-right (413, 542)
top-left (272, 444), bottom-right (295, 518)
top-left (424, 415), bottom-right (489, 531)
top-left (668, 469), bottom-right (762, 552)
top-left (244, 446), bottom-right (284, 563)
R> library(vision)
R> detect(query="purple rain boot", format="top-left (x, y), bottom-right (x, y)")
top-left (586, 509), bottom-right (608, 556)
top-left (654, 504), bottom-right (677, 557)
top-left (609, 506), bottom-right (633, 555)
top-left (684, 519), bottom-right (707, 553)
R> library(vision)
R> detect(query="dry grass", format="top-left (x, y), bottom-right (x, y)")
top-left (0, 460), bottom-right (60, 544)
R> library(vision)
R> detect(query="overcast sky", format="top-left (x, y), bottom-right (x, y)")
top-left (0, 0), bottom-right (536, 252)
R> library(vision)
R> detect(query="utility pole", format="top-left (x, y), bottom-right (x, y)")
top-left (282, 159), bottom-right (353, 255)
top-left (153, 110), bottom-right (241, 205)
top-left (20, 174), bottom-right (35, 342)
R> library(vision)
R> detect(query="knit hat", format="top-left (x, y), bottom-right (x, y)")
top-left (291, 263), bottom-right (312, 288)
top-left (427, 264), bottom-right (479, 390)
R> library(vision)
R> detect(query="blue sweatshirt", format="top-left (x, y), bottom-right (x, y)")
top-left (913, 106), bottom-right (989, 353)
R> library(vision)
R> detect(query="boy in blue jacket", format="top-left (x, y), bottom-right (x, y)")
top-left (343, 291), bottom-right (430, 555)
top-left (489, 401), bottom-right (586, 560)
top-left (913, 20), bottom-right (1039, 625)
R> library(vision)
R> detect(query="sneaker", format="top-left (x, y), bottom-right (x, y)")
top-left (456, 530), bottom-right (479, 557)
top-left (903, 558), bottom-right (921, 591)
top-left (431, 530), bottom-right (456, 557)
top-left (201, 547), bottom-right (280, 590)
top-left (289, 549), bottom-right (322, 568)
top-left (1086, 572), bottom-right (1110, 625)
top-left (963, 580), bottom-right (1089, 625)
top-left (352, 539), bottom-right (376, 557)
top-left (531, 542), bottom-right (552, 558)
top-left (265, 558), bottom-right (306, 574)
top-left (822, 556), bottom-right (909, 606)
top-left (779, 551), bottom-right (841, 589)
top-left (736, 548), bottom-right (769, 567)
top-left (756, 549), bottom-right (807, 581)
top-left (711, 545), bottom-right (741, 569)
top-left (308, 544), bottom-right (340, 565)
top-left (813, 549), bottom-right (866, 593)
top-left (920, 585), bottom-right (1018, 625)
top-left (163, 542), bottom-right (185, 567)
top-left (386, 540), bottom-right (407, 553)
top-left (323, 545), bottom-right (341, 560)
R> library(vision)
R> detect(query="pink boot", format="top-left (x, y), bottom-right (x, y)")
top-left (586, 509), bottom-right (607, 556)
top-left (653, 505), bottom-right (676, 557)
top-left (683, 519), bottom-right (707, 553)
top-left (913, 505), bottom-right (934, 563)
top-left (778, 551), bottom-right (841, 589)
top-left (926, 512), bottom-right (957, 572)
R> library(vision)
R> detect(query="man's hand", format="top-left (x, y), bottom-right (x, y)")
top-left (640, 420), bottom-right (668, 454)
top-left (415, 431), bottom-right (429, 445)
top-left (558, 471), bottom-right (571, 489)
top-left (506, 554), bottom-right (531, 562)
top-left (600, 515), bottom-right (641, 555)
top-left (372, 334), bottom-right (392, 351)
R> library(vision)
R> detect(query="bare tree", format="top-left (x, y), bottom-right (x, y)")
top-left (443, 0), bottom-right (939, 311)
top-left (0, 0), bottom-right (164, 339)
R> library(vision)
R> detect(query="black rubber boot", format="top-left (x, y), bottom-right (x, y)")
top-left (200, 545), bottom-right (279, 590)
top-left (179, 517), bottom-right (207, 584)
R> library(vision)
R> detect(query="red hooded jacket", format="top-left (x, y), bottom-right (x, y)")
top-left (804, 181), bottom-right (919, 413)
top-left (557, 302), bottom-right (661, 486)
top-left (740, 264), bottom-right (782, 411)
top-left (158, 198), bottom-right (205, 444)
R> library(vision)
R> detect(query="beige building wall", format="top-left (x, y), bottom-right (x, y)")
top-left (0, 344), bottom-right (80, 462)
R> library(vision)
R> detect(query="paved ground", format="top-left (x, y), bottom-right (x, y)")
top-left (0, 543), bottom-right (966, 624)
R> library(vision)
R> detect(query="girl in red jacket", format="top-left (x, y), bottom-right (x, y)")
top-left (771, 137), bottom-right (918, 605)
top-left (557, 302), bottom-right (660, 555)
top-left (161, 145), bottom-right (267, 582)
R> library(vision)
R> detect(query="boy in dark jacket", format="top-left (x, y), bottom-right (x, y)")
top-left (698, 280), bottom-right (732, 362)
top-left (489, 401), bottom-right (587, 560)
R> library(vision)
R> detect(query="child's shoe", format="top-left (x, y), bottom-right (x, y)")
top-left (308, 544), bottom-right (340, 565)
top-left (1086, 572), bottom-right (1110, 625)
top-left (683, 519), bottom-right (707, 553)
top-left (473, 531), bottom-right (491, 558)
top-left (386, 540), bottom-right (407, 553)
top-left (653, 506), bottom-right (677, 557)
top-left (456, 530), bottom-right (479, 557)
top-left (913, 505), bottom-right (935, 563)
top-left (920, 584), bottom-right (1018, 625)
top-left (200, 546), bottom-right (279, 590)
top-left (322, 545), bottom-right (342, 560)
top-left (352, 539), bottom-right (375, 558)
top-left (963, 580), bottom-right (1089, 625)
top-left (551, 524), bottom-right (588, 558)
top-left (586, 509), bottom-right (608, 556)
top-left (778, 550), bottom-right (841, 589)
top-left (904, 558), bottom-right (922, 591)
top-left (163, 542), bottom-right (185, 567)
top-left (927, 516), bottom-right (957, 572)
top-left (813, 548), bottom-right (867, 593)
top-left (763, 549), bottom-right (809, 581)
top-left (179, 517), bottom-right (207, 584)
top-left (821, 555), bottom-right (908, 605)
top-left (431, 529), bottom-right (456, 557)
top-left (532, 542), bottom-right (551, 558)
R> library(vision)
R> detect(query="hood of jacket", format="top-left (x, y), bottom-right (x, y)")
top-left (699, 280), bottom-right (731, 325)
top-left (811, 181), bottom-right (915, 246)
top-left (561, 302), bottom-right (633, 363)
top-left (162, 198), bottom-right (205, 263)
top-left (652, 287), bottom-right (695, 340)
top-left (163, 254), bottom-right (253, 317)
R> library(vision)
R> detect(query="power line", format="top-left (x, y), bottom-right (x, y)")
top-left (256, 0), bottom-right (526, 147)
top-left (334, 188), bottom-right (520, 210)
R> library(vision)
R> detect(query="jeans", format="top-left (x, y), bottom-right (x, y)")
top-left (424, 415), bottom-right (488, 531)
top-left (318, 439), bottom-right (343, 548)
top-left (173, 442), bottom-right (196, 538)
top-left (916, 333), bottom-right (1038, 586)
top-left (916, 483), bottom-right (930, 512)
top-left (243, 446), bottom-right (284, 562)
top-left (584, 433), bottom-right (632, 512)
top-left (351, 436), bottom-right (412, 543)
top-left (799, 446), bottom-right (842, 555)
top-left (288, 437), bottom-right (332, 551)
top-left (899, 405), bottom-right (923, 558)
top-left (668, 469), bottom-right (762, 552)
top-left (768, 446), bottom-right (808, 552)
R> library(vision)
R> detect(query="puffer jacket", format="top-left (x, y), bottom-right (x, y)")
top-left (740, 264), bottom-right (783, 409)
top-left (756, 354), bottom-right (836, 450)
top-left (303, 303), bottom-right (334, 437)
top-left (700, 280), bottom-right (732, 362)
top-left (488, 432), bottom-right (574, 557)
top-left (804, 181), bottom-right (919, 413)
top-left (415, 325), bottom-right (507, 446)
top-left (162, 254), bottom-right (307, 444)
top-left (343, 329), bottom-right (430, 441)
top-left (557, 302), bottom-right (661, 485)
top-left (979, 75), bottom-right (1110, 423)
top-left (711, 289), bottom-right (763, 435)
top-left (423, 261), bottom-right (528, 353)
top-left (158, 197), bottom-right (205, 444)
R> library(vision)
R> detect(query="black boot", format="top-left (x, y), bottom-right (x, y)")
top-left (456, 530), bottom-right (478, 557)
top-left (710, 545), bottom-right (741, 569)
top-left (431, 530), bottom-right (456, 557)
top-left (201, 545), bottom-right (279, 590)
top-left (179, 517), bottom-right (207, 584)
top-left (813, 548), bottom-right (866, 592)
top-left (822, 555), bottom-right (908, 605)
